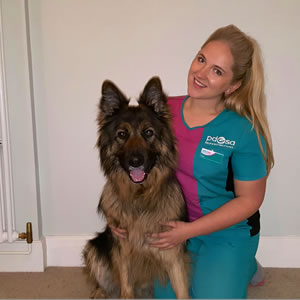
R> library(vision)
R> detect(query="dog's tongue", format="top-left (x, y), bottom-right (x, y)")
top-left (130, 169), bottom-right (145, 183)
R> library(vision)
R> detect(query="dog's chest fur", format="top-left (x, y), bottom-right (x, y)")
top-left (100, 181), bottom-right (169, 247)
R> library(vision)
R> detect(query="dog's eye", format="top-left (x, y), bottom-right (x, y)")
top-left (144, 129), bottom-right (154, 138)
top-left (117, 130), bottom-right (128, 139)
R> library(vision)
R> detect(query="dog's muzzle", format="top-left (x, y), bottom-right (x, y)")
top-left (128, 154), bottom-right (146, 183)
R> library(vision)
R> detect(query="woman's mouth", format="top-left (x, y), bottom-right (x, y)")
top-left (193, 78), bottom-right (207, 88)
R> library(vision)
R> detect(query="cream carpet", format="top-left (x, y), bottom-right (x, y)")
top-left (0, 267), bottom-right (300, 298)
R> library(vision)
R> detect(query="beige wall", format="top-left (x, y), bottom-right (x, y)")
top-left (4, 0), bottom-right (300, 237)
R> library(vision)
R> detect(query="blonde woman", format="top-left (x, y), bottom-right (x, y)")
top-left (112, 25), bottom-right (274, 298)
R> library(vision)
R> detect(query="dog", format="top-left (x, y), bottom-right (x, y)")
top-left (83, 77), bottom-right (190, 299)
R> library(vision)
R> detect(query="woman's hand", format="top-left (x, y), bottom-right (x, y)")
top-left (108, 224), bottom-right (128, 239)
top-left (149, 221), bottom-right (191, 250)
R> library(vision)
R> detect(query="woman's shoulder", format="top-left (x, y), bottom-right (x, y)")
top-left (224, 109), bottom-right (254, 131)
top-left (167, 95), bottom-right (187, 113)
top-left (167, 95), bottom-right (186, 100)
top-left (167, 95), bottom-right (187, 104)
top-left (224, 109), bottom-right (266, 151)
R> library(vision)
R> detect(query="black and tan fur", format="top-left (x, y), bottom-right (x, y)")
top-left (83, 77), bottom-right (190, 298)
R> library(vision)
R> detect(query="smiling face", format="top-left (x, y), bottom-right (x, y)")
top-left (187, 40), bottom-right (241, 103)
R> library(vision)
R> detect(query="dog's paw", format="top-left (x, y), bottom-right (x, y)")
top-left (90, 287), bottom-right (107, 299)
top-left (120, 290), bottom-right (134, 299)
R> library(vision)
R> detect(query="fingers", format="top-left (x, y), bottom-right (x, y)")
top-left (150, 231), bottom-right (169, 239)
top-left (164, 221), bottom-right (177, 228)
top-left (106, 222), bottom-right (178, 247)
top-left (149, 232), bottom-right (174, 249)
top-left (113, 230), bottom-right (127, 239)
top-left (148, 225), bottom-right (179, 250)
top-left (108, 224), bottom-right (128, 239)
top-left (150, 238), bottom-right (174, 250)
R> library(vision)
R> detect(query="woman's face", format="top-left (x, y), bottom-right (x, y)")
top-left (187, 40), bottom-right (240, 102)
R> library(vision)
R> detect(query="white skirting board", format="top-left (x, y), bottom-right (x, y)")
top-left (0, 238), bottom-right (46, 272)
top-left (45, 235), bottom-right (93, 267)
top-left (0, 235), bottom-right (299, 271)
top-left (46, 235), bottom-right (300, 268)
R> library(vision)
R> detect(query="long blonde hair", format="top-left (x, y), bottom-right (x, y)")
top-left (202, 25), bottom-right (274, 175)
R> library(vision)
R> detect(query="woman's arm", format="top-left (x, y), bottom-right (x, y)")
top-left (149, 177), bottom-right (267, 250)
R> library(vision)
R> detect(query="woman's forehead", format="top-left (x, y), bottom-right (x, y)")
top-left (199, 40), bottom-right (234, 71)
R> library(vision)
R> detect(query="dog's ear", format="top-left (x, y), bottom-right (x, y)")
top-left (100, 80), bottom-right (129, 116)
top-left (138, 77), bottom-right (168, 115)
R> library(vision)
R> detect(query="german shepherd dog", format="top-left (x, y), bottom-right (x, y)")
top-left (83, 77), bottom-right (190, 298)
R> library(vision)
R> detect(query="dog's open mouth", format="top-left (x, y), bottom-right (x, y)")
top-left (129, 166), bottom-right (146, 183)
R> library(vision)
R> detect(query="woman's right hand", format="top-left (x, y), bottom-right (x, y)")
top-left (108, 224), bottom-right (128, 239)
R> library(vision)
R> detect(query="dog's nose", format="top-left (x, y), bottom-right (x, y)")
top-left (129, 155), bottom-right (144, 168)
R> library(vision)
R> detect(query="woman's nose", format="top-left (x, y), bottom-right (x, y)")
top-left (196, 65), bottom-right (209, 77)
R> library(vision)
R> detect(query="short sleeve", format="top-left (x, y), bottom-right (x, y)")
top-left (232, 126), bottom-right (267, 181)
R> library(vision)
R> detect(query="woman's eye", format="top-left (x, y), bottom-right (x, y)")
top-left (144, 129), bottom-right (154, 138)
top-left (117, 130), bottom-right (128, 139)
top-left (198, 56), bottom-right (205, 63)
top-left (214, 68), bottom-right (223, 76)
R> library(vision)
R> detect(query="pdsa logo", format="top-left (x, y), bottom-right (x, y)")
top-left (205, 136), bottom-right (235, 148)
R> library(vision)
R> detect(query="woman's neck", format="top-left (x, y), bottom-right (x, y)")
top-left (183, 97), bottom-right (224, 127)
top-left (186, 96), bottom-right (224, 114)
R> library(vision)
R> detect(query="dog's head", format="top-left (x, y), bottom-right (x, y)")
top-left (97, 77), bottom-right (177, 184)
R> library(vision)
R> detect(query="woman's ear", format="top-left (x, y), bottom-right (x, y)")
top-left (225, 80), bottom-right (242, 96)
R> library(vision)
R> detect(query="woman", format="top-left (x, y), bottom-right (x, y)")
top-left (113, 24), bottom-right (274, 298)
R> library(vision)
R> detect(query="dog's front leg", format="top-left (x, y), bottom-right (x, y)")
top-left (118, 246), bottom-right (134, 299)
top-left (167, 257), bottom-right (190, 299)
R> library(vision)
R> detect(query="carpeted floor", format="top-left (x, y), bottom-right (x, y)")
top-left (0, 267), bottom-right (300, 298)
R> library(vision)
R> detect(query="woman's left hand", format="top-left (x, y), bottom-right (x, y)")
top-left (149, 221), bottom-right (191, 250)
